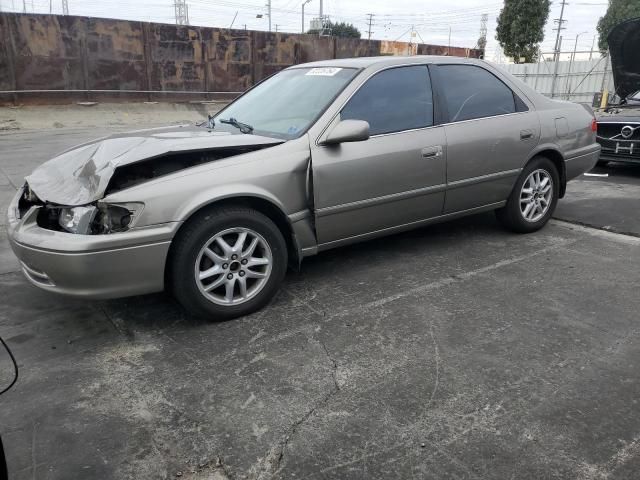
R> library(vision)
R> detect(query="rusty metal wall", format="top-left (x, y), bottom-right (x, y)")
top-left (0, 13), bottom-right (483, 105)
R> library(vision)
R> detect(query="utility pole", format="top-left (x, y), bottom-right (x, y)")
top-left (319, 0), bottom-right (322, 17)
top-left (267, 0), bottom-right (271, 32)
top-left (301, 0), bottom-right (312, 34)
top-left (448, 26), bottom-right (451, 55)
top-left (275, 24), bottom-right (279, 32)
top-left (366, 13), bottom-right (374, 40)
top-left (550, 35), bottom-right (563, 98)
top-left (22, 0), bottom-right (26, 13)
top-left (61, 0), bottom-right (68, 14)
top-left (552, 0), bottom-right (568, 62)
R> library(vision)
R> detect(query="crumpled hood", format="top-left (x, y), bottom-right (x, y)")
top-left (26, 125), bottom-right (283, 205)
top-left (608, 17), bottom-right (640, 100)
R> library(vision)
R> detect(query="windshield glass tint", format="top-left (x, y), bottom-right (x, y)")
top-left (215, 67), bottom-right (358, 139)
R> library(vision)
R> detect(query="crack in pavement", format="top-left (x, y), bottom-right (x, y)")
top-left (180, 455), bottom-right (235, 480)
top-left (250, 339), bottom-right (341, 480)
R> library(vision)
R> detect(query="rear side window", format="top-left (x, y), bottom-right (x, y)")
top-left (341, 65), bottom-right (433, 135)
top-left (437, 65), bottom-right (520, 122)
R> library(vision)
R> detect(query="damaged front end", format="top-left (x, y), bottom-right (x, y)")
top-left (15, 183), bottom-right (143, 235)
top-left (19, 126), bottom-right (283, 235)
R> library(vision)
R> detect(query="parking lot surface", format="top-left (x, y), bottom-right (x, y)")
top-left (1, 127), bottom-right (640, 480)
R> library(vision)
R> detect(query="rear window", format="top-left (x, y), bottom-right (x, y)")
top-left (437, 65), bottom-right (519, 122)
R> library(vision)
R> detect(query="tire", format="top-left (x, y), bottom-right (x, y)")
top-left (169, 206), bottom-right (288, 320)
top-left (495, 156), bottom-right (560, 233)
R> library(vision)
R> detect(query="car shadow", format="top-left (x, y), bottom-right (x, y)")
top-left (591, 161), bottom-right (640, 179)
top-left (97, 211), bottom-right (514, 333)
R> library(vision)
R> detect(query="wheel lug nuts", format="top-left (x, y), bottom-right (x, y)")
top-left (231, 254), bottom-right (238, 260)
top-left (222, 263), bottom-right (228, 269)
top-left (241, 259), bottom-right (248, 265)
top-left (227, 273), bottom-right (233, 279)
top-left (239, 271), bottom-right (245, 277)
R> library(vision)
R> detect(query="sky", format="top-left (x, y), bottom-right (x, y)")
top-left (0, 0), bottom-right (610, 62)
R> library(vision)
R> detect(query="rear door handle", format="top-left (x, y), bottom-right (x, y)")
top-left (520, 130), bottom-right (534, 140)
top-left (422, 145), bottom-right (443, 158)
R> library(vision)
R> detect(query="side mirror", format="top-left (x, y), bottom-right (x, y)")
top-left (321, 120), bottom-right (370, 145)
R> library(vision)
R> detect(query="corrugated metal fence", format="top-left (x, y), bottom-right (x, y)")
top-left (497, 57), bottom-right (615, 103)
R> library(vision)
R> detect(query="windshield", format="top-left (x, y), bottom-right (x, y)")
top-left (214, 67), bottom-right (358, 139)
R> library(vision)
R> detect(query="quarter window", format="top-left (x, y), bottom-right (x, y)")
top-left (437, 65), bottom-right (521, 122)
top-left (341, 65), bottom-right (433, 135)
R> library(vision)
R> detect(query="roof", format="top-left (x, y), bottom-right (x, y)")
top-left (289, 55), bottom-right (486, 70)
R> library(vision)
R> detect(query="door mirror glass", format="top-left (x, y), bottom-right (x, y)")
top-left (322, 120), bottom-right (370, 145)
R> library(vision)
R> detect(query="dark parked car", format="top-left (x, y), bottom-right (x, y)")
top-left (596, 17), bottom-right (640, 166)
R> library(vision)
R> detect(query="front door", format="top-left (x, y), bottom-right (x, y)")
top-left (310, 65), bottom-right (447, 246)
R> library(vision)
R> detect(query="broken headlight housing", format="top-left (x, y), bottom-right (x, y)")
top-left (57, 202), bottom-right (144, 234)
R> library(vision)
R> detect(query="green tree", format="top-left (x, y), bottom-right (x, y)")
top-left (597, 0), bottom-right (640, 51)
top-left (496, 0), bottom-right (550, 63)
top-left (308, 21), bottom-right (361, 38)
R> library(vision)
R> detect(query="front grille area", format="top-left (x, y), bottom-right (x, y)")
top-left (597, 122), bottom-right (640, 141)
top-left (597, 137), bottom-right (640, 160)
top-left (596, 122), bottom-right (640, 161)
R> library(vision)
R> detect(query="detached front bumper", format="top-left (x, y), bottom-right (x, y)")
top-left (7, 188), bottom-right (178, 299)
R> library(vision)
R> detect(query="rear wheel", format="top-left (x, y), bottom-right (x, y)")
top-left (495, 156), bottom-right (559, 233)
top-left (169, 206), bottom-right (288, 320)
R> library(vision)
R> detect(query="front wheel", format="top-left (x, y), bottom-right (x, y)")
top-left (169, 206), bottom-right (288, 320)
top-left (495, 156), bottom-right (560, 233)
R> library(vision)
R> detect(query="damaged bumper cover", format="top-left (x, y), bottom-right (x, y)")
top-left (7, 187), bottom-right (179, 299)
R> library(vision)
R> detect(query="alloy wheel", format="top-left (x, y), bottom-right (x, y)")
top-left (520, 169), bottom-right (553, 223)
top-left (194, 227), bottom-right (272, 306)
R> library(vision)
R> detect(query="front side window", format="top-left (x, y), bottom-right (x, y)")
top-left (214, 67), bottom-right (358, 139)
top-left (438, 65), bottom-right (518, 122)
top-left (341, 65), bottom-right (433, 136)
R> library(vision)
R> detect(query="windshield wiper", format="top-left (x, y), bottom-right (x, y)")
top-left (219, 117), bottom-right (254, 134)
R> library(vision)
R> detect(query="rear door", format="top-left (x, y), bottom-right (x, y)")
top-left (310, 65), bottom-right (447, 246)
top-left (432, 64), bottom-right (540, 213)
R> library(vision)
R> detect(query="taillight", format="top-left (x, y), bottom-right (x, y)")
top-left (591, 118), bottom-right (598, 132)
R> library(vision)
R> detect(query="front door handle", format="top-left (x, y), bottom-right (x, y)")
top-left (520, 130), bottom-right (534, 140)
top-left (422, 145), bottom-right (443, 158)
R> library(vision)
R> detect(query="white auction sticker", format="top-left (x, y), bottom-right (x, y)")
top-left (305, 67), bottom-right (342, 76)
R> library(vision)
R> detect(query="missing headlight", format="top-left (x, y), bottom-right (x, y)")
top-left (93, 205), bottom-right (133, 234)
top-left (93, 202), bottom-right (144, 234)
